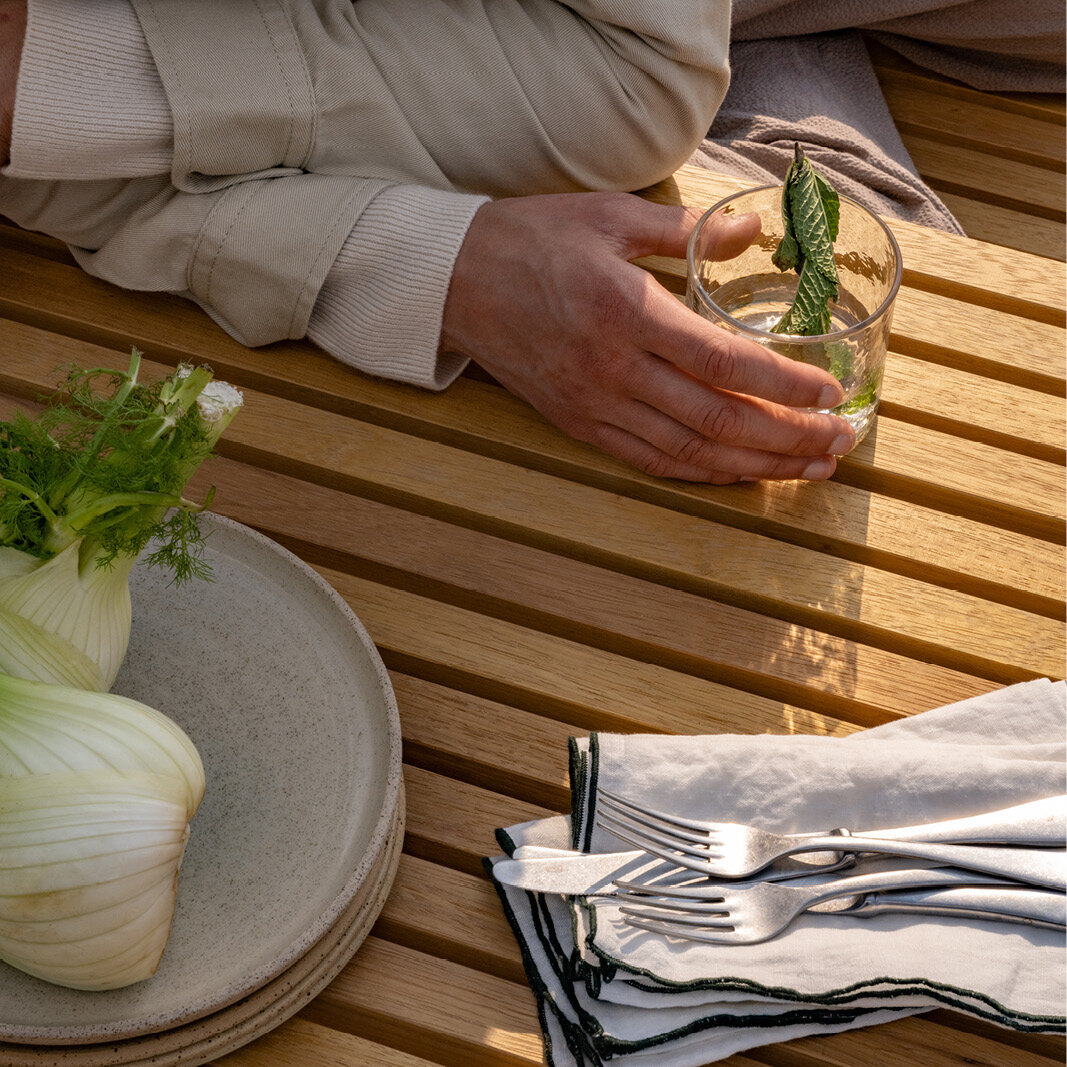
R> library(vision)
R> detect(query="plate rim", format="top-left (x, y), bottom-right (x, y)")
top-left (0, 513), bottom-right (404, 1045)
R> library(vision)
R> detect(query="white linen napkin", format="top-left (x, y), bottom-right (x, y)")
top-left (488, 679), bottom-right (1066, 1066)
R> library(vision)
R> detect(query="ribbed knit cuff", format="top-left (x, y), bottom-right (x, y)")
top-left (308, 184), bottom-right (489, 392)
top-left (5, 0), bottom-right (172, 180)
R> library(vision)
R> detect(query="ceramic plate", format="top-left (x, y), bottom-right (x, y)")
top-left (0, 514), bottom-right (403, 1045)
top-left (0, 796), bottom-right (405, 1066)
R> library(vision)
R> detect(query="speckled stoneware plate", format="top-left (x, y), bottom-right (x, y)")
top-left (0, 794), bottom-right (404, 1066)
top-left (0, 513), bottom-right (403, 1047)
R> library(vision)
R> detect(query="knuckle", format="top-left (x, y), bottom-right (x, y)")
top-left (637, 449), bottom-right (681, 480)
top-left (695, 400), bottom-right (746, 445)
top-left (672, 430), bottom-right (716, 469)
top-left (586, 278), bottom-right (639, 337)
top-left (686, 332), bottom-right (741, 385)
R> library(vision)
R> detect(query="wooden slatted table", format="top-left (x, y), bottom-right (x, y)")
top-left (866, 39), bottom-right (1066, 262)
top-left (0, 154), bottom-right (1064, 1067)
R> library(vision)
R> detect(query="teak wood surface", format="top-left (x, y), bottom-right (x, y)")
top-left (0, 44), bottom-right (1064, 1067)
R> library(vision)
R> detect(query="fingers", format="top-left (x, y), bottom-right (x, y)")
top-left (586, 415), bottom-right (838, 485)
top-left (691, 211), bottom-right (761, 263)
top-left (604, 198), bottom-right (760, 267)
top-left (634, 280), bottom-right (846, 411)
top-left (634, 354), bottom-right (854, 459)
top-left (606, 200), bottom-right (703, 261)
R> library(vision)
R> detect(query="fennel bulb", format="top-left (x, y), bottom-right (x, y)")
top-left (0, 353), bottom-right (242, 691)
top-left (0, 771), bottom-right (193, 990)
top-left (0, 672), bottom-right (205, 990)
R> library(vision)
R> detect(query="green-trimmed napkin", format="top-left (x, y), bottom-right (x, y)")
top-left (488, 680), bottom-right (1066, 1066)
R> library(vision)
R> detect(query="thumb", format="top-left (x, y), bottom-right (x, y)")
top-left (620, 199), bottom-right (762, 265)
top-left (616, 200), bottom-right (703, 261)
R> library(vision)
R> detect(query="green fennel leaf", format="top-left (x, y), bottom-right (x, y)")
top-left (0, 351), bottom-right (241, 580)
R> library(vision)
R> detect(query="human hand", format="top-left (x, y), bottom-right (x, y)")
top-left (0, 0), bottom-right (26, 167)
top-left (439, 192), bottom-right (855, 483)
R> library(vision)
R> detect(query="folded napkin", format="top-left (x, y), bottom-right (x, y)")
top-left (488, 680), bottom-right (1067, 1066)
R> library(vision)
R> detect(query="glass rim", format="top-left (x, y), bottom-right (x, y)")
top-left (686, 183), bottom-right (904, 344)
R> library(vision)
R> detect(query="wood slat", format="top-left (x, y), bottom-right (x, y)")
top-left (202, 458), bottom-right (1000, 725)
top-left (836, 414), bottom-right (1065, 540)
top-left (746, 1013), bottom-right (1062, 1067)
top-left (877, 351), bottom-right (1066, 463)
top-left (887, 285), bottom-right (1065, 393)
top-left (877, 81), bottom-right (1066, 169)
top-left (404, 766), bottom-right (550, 877)
top-left (302, 937), bottom-right (544, 1067)
top-left (394, 674), bottom-right (575, 811)
top-left (377, 853), bottom-right (528, 984)
top-left (339, 571), bottom-right (854, 737)
top-left (867, 36), bottom-right (1067, 124)
top-left (937, 192), bottom-right (1067, 261)
top-left (212, 1018), bottom-right (443, 1067)
top-left (900, 135), bottom-right (1065, 218)
top-left (6, 318), bottom-right (1062, 619)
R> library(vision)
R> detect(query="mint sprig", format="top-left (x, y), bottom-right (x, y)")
top-left (771, 144), bottom-right (840, 336)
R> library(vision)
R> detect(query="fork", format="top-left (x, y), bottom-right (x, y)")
top-left (615, 866), bottom-right (1062, 945)
top-left (596, 792), bottom-right (1067, 889)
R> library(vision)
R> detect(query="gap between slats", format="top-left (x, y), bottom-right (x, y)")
top-left (191, 456), bottom-right (1050, 709)
top-left (1, 361), bottom-right (1063, 685)
top-left (2, 318), bottom-right (1063, 595)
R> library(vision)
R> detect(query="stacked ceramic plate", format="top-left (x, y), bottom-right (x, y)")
top-left (0, 515), bottom-right (404, 1065)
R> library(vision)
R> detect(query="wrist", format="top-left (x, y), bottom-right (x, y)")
top-left (0, 0), bottom-right (27, 166)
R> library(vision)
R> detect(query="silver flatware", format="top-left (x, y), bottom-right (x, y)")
top-left (495, 844), bottom-right (856, 894)
top-left (598, 790), bottom-right (1067, 846)
top-left (617, 866), bottom-right (1063, 945)
top-left (813, 884), bottom-right (1067, 929)
top-left (596, 793), bottom-right (1067, 889)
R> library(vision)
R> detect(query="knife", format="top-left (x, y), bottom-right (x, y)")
top-left (494, 847), bottom-right (846, 894)
top-left (493, 845), bottom-right (1067, 896)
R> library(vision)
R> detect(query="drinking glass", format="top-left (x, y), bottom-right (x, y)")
top-left (686, 184), bottom-right (902, 447)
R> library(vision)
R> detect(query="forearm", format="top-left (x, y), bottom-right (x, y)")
top-left (308, 0), bottom-right (731, 196)
top-left (0, 0), bottom-right (26, 166)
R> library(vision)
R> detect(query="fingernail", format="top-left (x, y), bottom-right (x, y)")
top-left (817, 384), bottom-right (843, 409)
top-left (830, 432), bottom-right (855, 456)
top-left (801, 457), bottom-right (836, 480)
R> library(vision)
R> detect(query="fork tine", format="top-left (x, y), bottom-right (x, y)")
top-left (598, 788), bottom-right (720, 834)
top-left (613, 877), bottom-right (729, 899)
top-left (617, 897), bottom-right (731, 915)
top-left (620, 906), bottom-right (734, 929)
top-left (596, 809), bottom-right (719, 860)
top-left (622, 914), bottom-right (740, 943)
top-left (596, 814), bottom-right (718, 874)
top-left (597, 791), bottom-right (717, 846)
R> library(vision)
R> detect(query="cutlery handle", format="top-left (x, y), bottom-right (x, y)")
top-left (800, 837), bottom-right (1066, 891)
top-left (850, 886), bottom-right (1066, 929)
top-left (854, 795), bottom-right (1067, 846)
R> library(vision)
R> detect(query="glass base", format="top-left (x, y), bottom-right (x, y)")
top-left (815, 400), bottom-right (877, 451)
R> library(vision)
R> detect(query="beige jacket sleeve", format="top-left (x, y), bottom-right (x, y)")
top-left (0, 0), bottom-right (730, 384)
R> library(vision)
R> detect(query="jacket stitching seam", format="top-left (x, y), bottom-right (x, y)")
top-left (253, 0), bottom-right (315, 168)
top-left (193, 184), bottom-right (259, 306)
top-left (287, 184), bottom-right (382, 336)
